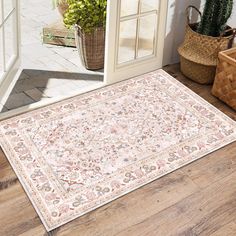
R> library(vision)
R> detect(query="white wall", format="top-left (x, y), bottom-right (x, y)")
top-left (228, 2), bottom-right (236, 47)
top-left (163, 0), bottom-right (236, 66)
top-left (229, 1), bottom-right (236, 38)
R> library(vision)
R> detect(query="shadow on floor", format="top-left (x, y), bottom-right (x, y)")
top-left (0, 69), bottom-right (103, 113)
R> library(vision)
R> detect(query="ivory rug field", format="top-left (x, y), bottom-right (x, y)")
top-left (0, 70), bottom-right (236, 231)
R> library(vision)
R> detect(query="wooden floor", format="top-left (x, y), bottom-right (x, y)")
top-left (0, 64), bottom-right (236, 236)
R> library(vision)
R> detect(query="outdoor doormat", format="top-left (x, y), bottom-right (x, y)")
top-left (0, 70), bottom-right (236, 231)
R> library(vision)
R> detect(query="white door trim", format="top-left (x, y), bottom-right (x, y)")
top-left (104, 0), bottom-right (168, 84)
top-left (0, 0), bottom-right (21, 106)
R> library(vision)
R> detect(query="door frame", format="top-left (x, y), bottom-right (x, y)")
top-left (0, 0), bottom-right (169, 120)
top-left (0, 0), bottom-right (21, 106)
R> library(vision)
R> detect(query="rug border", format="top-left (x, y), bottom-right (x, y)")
top-left (1, 69), bottom-right (235, 126)
top-left (159, 69), bottom-right (236, 126)
top-left (0, 142), bottom-right (51, 230)
top-left (2, 136), bottom-right (236, 232)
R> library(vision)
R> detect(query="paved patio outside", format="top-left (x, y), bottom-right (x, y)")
top-left (0, 0), bottom-right (103, 113)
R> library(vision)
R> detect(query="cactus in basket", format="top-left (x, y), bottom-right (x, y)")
top-left (197, 0), bottom-right (234, 37)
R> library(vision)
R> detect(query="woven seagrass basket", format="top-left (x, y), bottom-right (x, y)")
top-left (212, 48), bottom-right (236, 110)
top-left (178, 6), bottom-right (236, 84)
top-left (75, 25), bottom-right (105, 70)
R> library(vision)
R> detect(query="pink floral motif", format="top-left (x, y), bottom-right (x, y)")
top-left (0, 70), bottom-right (235, 231)
top-left (45, 193), bottom-right (58, 201)
top-left (58, 204), bottom-right (70, 214)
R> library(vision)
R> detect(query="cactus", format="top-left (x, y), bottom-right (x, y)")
top-left (197, 0), bottom-right (234, 37)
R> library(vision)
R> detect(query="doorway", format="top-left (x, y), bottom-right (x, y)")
top-left (0, 0), bottom-right (104, 115)
top-left (0, 0), bottom-right (168, 118)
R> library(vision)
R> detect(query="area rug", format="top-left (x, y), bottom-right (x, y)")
top-left (0, 70), bottom-right (236, 231)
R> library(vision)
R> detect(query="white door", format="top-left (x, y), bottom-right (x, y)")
top-left (104, 0), bottom-right (168, 84)
top-left (0, 0), bottom-right (20, 104)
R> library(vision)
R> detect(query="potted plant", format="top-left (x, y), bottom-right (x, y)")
top-left (63, 0), bottom-right (107, 70)
top-left (52, 0), bottom-right (68, 17)
top-left (178, 1), bottom-right (236, 84)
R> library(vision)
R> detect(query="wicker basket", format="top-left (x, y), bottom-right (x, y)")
top-left (75, 26), bottom-right (105, 70)
top-left (57, 1), bottom-right (68, 17)
top-left (178, 6), bottom-right (236, 84)
top-left (212, 48), bottom-right (236, 110)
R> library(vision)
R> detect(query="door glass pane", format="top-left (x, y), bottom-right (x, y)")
top-left (138, 14), bottom-right (156, 58)
top-left (0, 29), bottom-right (4, 73)
top-left (141, 0), bottom-right (159, 12)
top-left (0, 1), bottom-right (2, 25)
top-left (121, 0), bottom-right (139, 17)
top-left (3, 0), bottom-right (15, 20)
top-left (118, 19), bottom-right (137, 64)
top-left (4, 12), bottom-right (17, 67)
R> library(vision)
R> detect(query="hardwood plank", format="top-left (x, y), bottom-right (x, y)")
top-left (19, 227), bottom-right (48, 236)
top-left (0, 183), bottom-right (45, 236)
top-left (114, 171), bottom-right (236, 236)
top-left (54, 171), bottom-right (198, 236)
top-left (181, 142), bottom-right (236, 189)
top-left (0, 149), bottom-right (17, 190)
top-left (209, 221), bottom-right (236, 236)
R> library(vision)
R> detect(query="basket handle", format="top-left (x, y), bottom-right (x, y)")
top-left (186, 5), bottom-right (202, 25)
top-left (220, 28), bottom-right (236, 49)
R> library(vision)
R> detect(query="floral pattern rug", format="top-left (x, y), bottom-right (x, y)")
top-left (0, 70), bottom-right (236, 231)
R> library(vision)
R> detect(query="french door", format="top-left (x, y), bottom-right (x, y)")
top-left (104, 0), bottom-right (168, 84)
top-left (0, 0), bottom-right (20, 104)
top-left (0, 0), bottom-right (168, 114)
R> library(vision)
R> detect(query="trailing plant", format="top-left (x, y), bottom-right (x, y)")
top-left (197, 0), bottom-right (234, 37)
top-left (63, 0), bottom-right (107, 33)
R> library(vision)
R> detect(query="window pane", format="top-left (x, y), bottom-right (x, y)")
top-left (0, 1), bottom-right (2, 25)
top-left (4, 12), bottom-right (17, 67)
top-left (141, 0), bottom-right (159, 12)
top-left (3, 0), bottom-right (16, 20)
top-left (0, 29), bottom-right (4, 74)
top-left (118, 19), bottom-right (137, 64)
top-left (120, 0), bottom-right (139, 17)
top-left (138, 14), bottom-right (156, 58)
